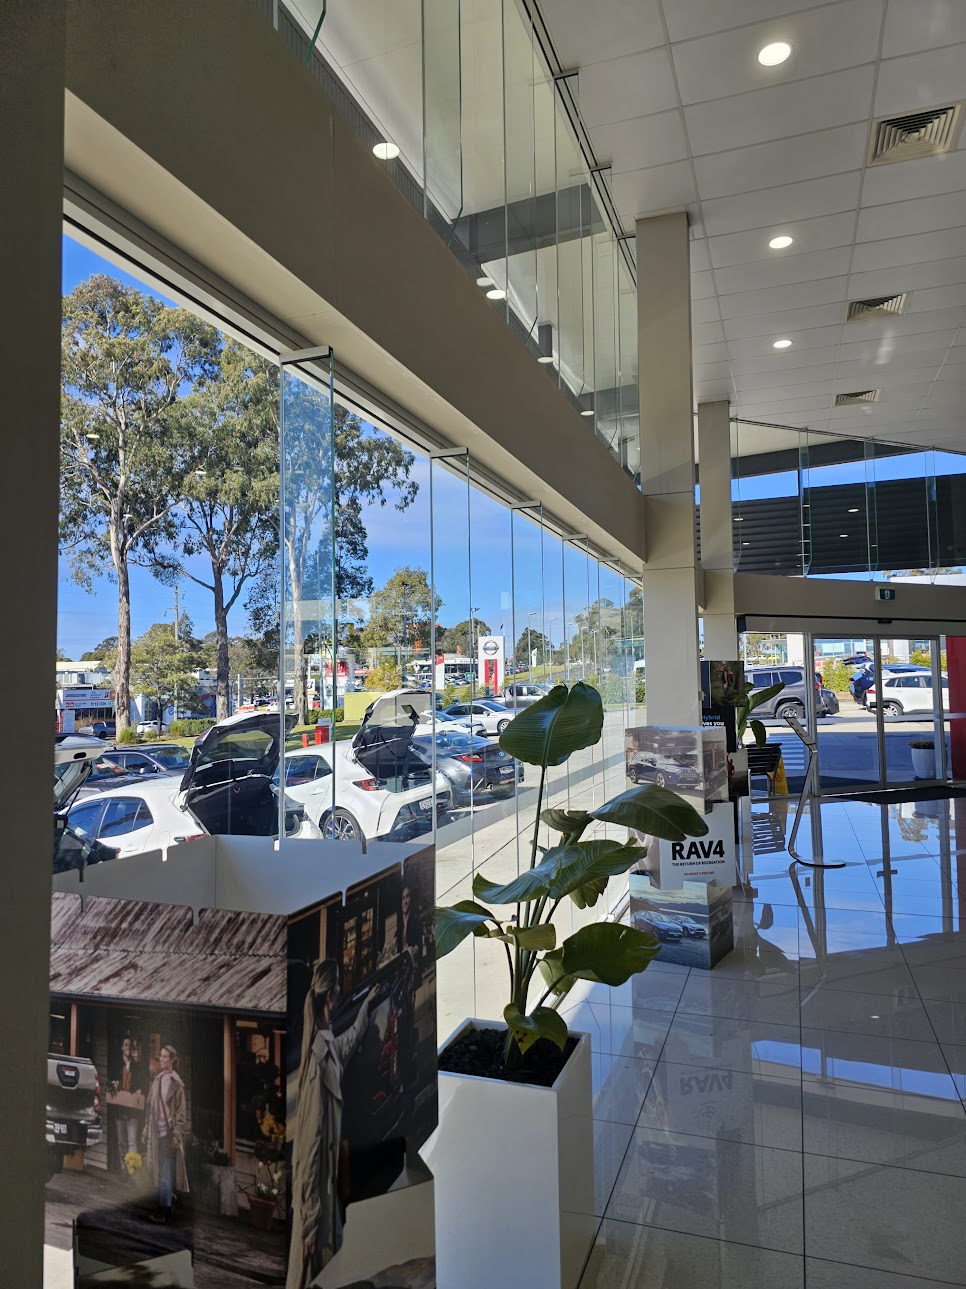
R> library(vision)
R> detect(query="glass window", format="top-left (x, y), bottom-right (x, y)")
top-left (68, 801), bottom-right (105, 837)
top-left (99, 797), bottom-right (153, 838)
top-left (778, 669), bottom-right (803, 684)
top-left (285, 757), bottom-right (317, 786)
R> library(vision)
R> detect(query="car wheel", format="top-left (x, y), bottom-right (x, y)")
top-left (655, 771), bottom-right (667, 788)
top-left (320, 808), bottom-right (366, 845)
top-left (775, 701), bottom-right (804, 721)
top-left (627, 765), bottom-right (640, 783)
top-left (881, 700), bottom-right (903, 717)
top-left (497, 719), bottom-right (510, 734)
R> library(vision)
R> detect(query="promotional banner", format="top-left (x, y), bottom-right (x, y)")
top-left (477, 636), bottom-right (504, 696)
top-left (700, 661), bottom-right (743, 753)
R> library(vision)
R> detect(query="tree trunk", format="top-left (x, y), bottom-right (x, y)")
top-left (212, 573), bottom-right (231, 721)
top-left (287, 540), bottom-right (308, 724)
top-left (115, 557), bottom-right (132, 733)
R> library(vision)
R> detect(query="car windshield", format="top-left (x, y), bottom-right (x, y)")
top-left (89, 757), bottom-right (129, 781)
top-left (146, 746), bottom-right (191, 769)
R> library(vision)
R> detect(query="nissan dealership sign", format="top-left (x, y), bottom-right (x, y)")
top-left (477, 635), bottom-right (505, 693)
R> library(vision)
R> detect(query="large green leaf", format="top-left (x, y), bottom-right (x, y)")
top-left (435, 901), bottom-right (494, 958)
top-left (473, 864), bottom-right (555, 905)
top-left (504, 1003), bottom-right (569, 1054)
top-left (486, 923), bottom-right (557, 951)
top-left (744, 682), bottom-right (784, 714)
top-left (537, 950), bottom-right (574, 999)
top-left (498, 682), bottom-right (604, 767)
top-left (749, 718), bottom-right (767, 748)
top-left (559, 922), bottom-right (660, 986)
top-left (540, 808), bottom-right (592, 839)
top-left (591, 784), bottom-right (709, 842)
top-left (545, 840), bottom-right (645, 901)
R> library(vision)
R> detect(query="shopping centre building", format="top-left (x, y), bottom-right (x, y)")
top-left (6, 2), bottom-right (966, 1285)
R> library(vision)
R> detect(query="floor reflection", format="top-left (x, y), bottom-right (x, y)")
top-left (578, 794), bottom-right (966, 1289)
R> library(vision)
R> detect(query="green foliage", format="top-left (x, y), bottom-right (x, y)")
top-left (446, 618), bottom-right (490, 656)
top-left (364, 661), bottom-right (403, 692)
top-left (736, 680), bottom-right (784, 746)
top-left (117, 727), bottom-right (140, 744)
top-left (169, 718), bottom-right (216, 737)
top-left (435, 682), bottom-right (708, 1069)
top-left (359, 567), bottom-right (440, 655)
top-left (819, 660), bottom-right (853, 693)
top-left (305, 708), bottom-right (345, 725)
top-left (635, 673), bottom-right (646, 705)
top-left (513, 627), bottom-right (553, 668)
top-left (127, 622), bottom-right (206, 730)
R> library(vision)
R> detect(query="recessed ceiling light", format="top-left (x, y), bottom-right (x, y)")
top-left (372, 141), bottom-right (400, 161)
top-left (769, 235), bottom-right (794, 250)
top-left (486, 287), bottom-right (506, 300)
top-left (580, 409), bottom-right (595, 417)
top-left (734, 516), bottom-right (744, 522)
top-left (758, 41), bottom-right (792, 67)
top-left (773, 338), bottom-right (793, 349)
top-left (848, 507), bottom-right (859, 513)
top-left (476, 275), bottom-right (494, 288)
top-left (870, 1014), bottom-right (880, 1020)
top-left (839, 533), bottom-right (849, 538)
top-left (742, 541), bottom-right (751, 546)
top-left (537, 354), bottom-right (555, 364)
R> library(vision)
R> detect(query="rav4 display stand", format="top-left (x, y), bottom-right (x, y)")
top-left (782, 713), bottom-right (846, 869)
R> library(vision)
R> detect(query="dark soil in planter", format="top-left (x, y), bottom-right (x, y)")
top-left (438, 1026), bottom-right (577, 1087)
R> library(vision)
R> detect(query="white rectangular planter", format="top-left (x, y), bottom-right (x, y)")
top-left (421, 1019), bottom-right (595, 1289)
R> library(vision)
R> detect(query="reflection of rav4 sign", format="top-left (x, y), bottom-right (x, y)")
top-left (482, 640), bottom-right (499, 656)
top-left (671, 839), bottom-right (726, 862)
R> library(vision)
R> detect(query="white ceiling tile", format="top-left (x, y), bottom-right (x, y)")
top-left (726, 325), bottom-right (845, 357)
top-left (738, 380), bottom-right (836, 403)
top-left (874, 43), bottom-right (966, 116)
top-left (848, 256), bottom-right (966, 299)
top-left (731, 345), bottom-right (842, 373)
top-left (708, 212), bottom-right (857, 268)
top-left (942, 345), bottom-right (966, 362)
top-left (612, 159), bottom-right (697, 222)
top-left (860, 150), bottom-right (966, 207)
top-left (734, 393), bottom-right (835, 414)
top-left (838, 329), bottom-right (960, 358)
top-left (579, 48), bottom-right (678, 128)
top-left (719, 275), bottom-right (848, 319)
top-left (691, 296), bottom-right (721, 324)
top-left (851, 226), bottom-right (966, 271)
top-left (693, 341), bottom-right (730, 364)
top-left (843, 305), bottom-right (966, 335)
top-left (672, 0), bottom-right (883, 107)
top-left (724, 304), bottom-right (848, 339)
top-left (834, 349), bottom-right (952, 377)
top-left (906, 283), bottom-right (966, 311)
top-left (838, 363), bottom-right (947, 387)
top-left (856, 191), bottom-right (966, 241)
top-left (693, 124), bottom-right (868, 201)
top-left (664, 0), bottom-right (833, 43)
top-left (683, 66), bottom-right (876, 156)
top-left (734, 364), bottom-right (837, 391)
top-left (548, 0), bottom-right (666, 68)
top-left (702, 172), bottom-right (863, 237)
top-left (694, 380), bottom-right (736, 402)
top-left (713, 247), bottom-right (853, 295)
top-left (689, 238), bottom-right (711, 272)
top-left (691, 270), bottom-right (716, 299)
top-left (882, 0), bottom-right (966, 58)
top-left (592, 110), bottom-right (689, 174)
top-left (694, 361), bottom-right (733, 381)
top-left (693, 320), bottom-right (727, 345)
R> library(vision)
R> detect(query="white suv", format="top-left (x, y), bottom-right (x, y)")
top-left (866, 671), bottom-right (947, 717)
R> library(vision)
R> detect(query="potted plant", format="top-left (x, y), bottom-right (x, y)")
top-left (425, 682), bottom-right (708, 1289)
top-left (184, 1135), bottom-right (236, 1217)
top-left (910, 738), bottom-right (936, 780)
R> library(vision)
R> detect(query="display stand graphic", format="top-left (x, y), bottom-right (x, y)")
top-left (782, 713), bottom-right (846, 870)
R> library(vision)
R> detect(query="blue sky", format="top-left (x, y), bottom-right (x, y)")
top-left (59, 235), bottom-right (591, 659)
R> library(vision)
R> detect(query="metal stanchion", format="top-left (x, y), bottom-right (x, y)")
top-left (782, 713), bottom-right (846, 869)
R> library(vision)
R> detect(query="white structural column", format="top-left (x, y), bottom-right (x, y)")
top-left (698, 399), bottom-right (739, 658)
top-left (637, 213), bottom-right (701, 725)
top-left (1, 3), bottom-right (65, 1280)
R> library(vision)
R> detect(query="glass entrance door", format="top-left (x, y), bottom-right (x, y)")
top-left (812, 636), bottom-right (881, 790)
top-left (877, 637), bottom-right (945, 785)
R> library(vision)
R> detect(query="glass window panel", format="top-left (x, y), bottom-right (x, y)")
top-left (871, 444), bottom-right (932, 576)
top-left (422, 0), bottom-right (463, 238)
top-left (555, 77), bottom-right (586, 408)
top-left (503, 0), bottom-right (538, 351)
top-left (460, 0), bottom-right (507, 319)
top-left (801, 434), bottom-right (873, 579)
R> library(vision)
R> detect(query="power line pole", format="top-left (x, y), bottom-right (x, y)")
top-left (173, 585), bottom-right (180, 724)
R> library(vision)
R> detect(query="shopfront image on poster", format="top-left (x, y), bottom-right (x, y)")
top-left (45, 892), bottom-right (288, 1286)
top-left (285, 845), bottom-right (437, 1286)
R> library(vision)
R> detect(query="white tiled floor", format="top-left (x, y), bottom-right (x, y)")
top-left (578, 796), bottom-right (966, 1287)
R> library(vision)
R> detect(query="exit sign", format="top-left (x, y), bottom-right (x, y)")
top-left (875, 586), bottom-right (897, 601)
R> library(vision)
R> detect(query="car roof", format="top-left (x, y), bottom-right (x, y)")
top-left (71, 774), bottom-right (183, 804)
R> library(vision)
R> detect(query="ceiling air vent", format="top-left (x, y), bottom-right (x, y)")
top-left (846, 294), bottom-right (909, 322)
top-left (868, 104), bottom-right (963, 165)
top-left (834, 390), bottom-right (880, 406)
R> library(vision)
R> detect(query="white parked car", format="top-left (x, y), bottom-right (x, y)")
top-left (866, 671), bottom-right (948, 717)
top-left (277, 741), bottom-right (451, 845)
top-left (358, 689), bottom-right (485, 738)
top-left (443, 698), bottom-right (514, 736)
top-left (66, 711), bottom-right (321, 858)
top-left (135, 720), bottom-right (170, 735)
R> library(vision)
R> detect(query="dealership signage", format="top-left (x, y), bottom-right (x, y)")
top-left (478, 635), bottom-right (505, 694)
top-left (60, 687), bottom-right (113, 709)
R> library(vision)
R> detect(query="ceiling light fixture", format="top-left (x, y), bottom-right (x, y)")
top-left (476, 275), bottom-right (494, 288)
top-left (742, 541), bottom-right (751, 546)
top-left (580, 409), bottom-right (595, 417)
top-left (537, 354), bottom-right (555, 364)
top-left (773, 338), bottom-right (793, 349)
top-left (486, 287), bottom-right (506, 300)
top-left (769, 234), bottom-right (794, 250)
top-left (758, 41), bottom-right (792, 66)
top-left (839, 533), bottom-right (849, 538)
top-left (372, 141), bottom-right (400, 161)
top-left (848, 507), bottom-right (859, 513)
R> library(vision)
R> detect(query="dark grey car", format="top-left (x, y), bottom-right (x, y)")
top-left (746, 667), bottom-right (829, 720)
